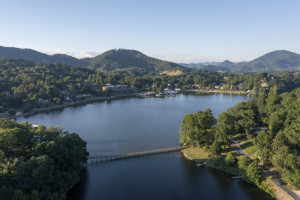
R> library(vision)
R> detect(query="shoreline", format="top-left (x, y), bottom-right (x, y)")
top-left (182, 147), bottom-right (293, 200)
top-left (181, 147), bottom-right (240, 176)
top-left (189, 89), bottom-right (252, 95)
top-left (3, 92), bottom-right (248, 120)
top-left (4, 93), bottom-right (138, 119)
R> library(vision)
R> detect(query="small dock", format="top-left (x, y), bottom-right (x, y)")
top-left (88, 146), bottom-right (189, 162)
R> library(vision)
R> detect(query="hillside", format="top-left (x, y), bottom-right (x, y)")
top-left (201, 65), bottom-right (230, 72)
top-left (0, 45), bottom-right (87, 67)
top-left (3, 45), bottom-right (299, 74)
top-left (88, 49), bottom-right (187, 73)
top-left (182, 50), bottom-right (300, 73)
top-left (232, 50), bottom-right (300, 73)
top-left (220, 60), bottom-right (235, 68)
top-left (0, 46), bottom-right (188, 74)
top-left (181, 60), bottom-right (235, 71)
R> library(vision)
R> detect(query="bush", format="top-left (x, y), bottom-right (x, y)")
top-left (209, 140), bottom-right (222, 157)
top-left (225, 152), bottom-right (237, 166)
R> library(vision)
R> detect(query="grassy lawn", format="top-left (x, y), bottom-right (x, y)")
top-left (181, 147), bottom-right (209, 162)
top-left (209, 146), bottom-right (243, 175)
top-left (238, 139), bottom-right (256, 154)
top-left (182, 146), bottom-right (242, 175)
top-left (207, 157), bottom-right (242, 176)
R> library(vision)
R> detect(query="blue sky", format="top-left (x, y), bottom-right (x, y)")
top-left (1, 0), bottom-right (300, 62)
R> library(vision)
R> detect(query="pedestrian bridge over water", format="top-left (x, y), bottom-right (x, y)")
top-left (88, 146), bottom-right (189, 162)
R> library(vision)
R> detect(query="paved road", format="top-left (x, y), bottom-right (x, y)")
top-left (231, 140), bottom-right (253, 158)
top-left (231, 140), bottom-right (300, 200)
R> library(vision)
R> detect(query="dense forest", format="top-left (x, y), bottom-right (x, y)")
top-left (180, 88), bottom-right (300, 193)
top-left (0, 119), bottom-right (89, 200)
top-left (0, 57), bottom-right (300, 114)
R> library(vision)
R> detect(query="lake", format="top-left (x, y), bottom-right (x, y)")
top-left (17, 94), bottom-right (274, 200)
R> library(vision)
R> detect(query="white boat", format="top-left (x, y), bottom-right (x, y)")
top-left (196, 163), bottom-right (204, 167)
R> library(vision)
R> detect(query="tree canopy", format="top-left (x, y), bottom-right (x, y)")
top-left (180, 108), bottom-right (216, 146)
top-left (0, 119), bottom-right (89, 200)
top-left (180, 87), bottom-right (300, 189)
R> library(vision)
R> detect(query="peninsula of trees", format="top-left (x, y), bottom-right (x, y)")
top-left (180, 88), bottom-right (300, 194)
top-left (0, 119), bottom-right (89, 200)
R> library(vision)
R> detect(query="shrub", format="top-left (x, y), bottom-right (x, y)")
top-left (225, 152), bottom-right (237, 166)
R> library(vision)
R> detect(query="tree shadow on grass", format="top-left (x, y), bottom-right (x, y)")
top-left (239, 140), bottom-right (254, 150)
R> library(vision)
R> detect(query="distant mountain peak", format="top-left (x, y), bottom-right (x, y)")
top-left (88, 48), bottom-right (187, 72)
top-left (222, 60), bottom-right (233, 63)
top-left (232, 50), bottom-right (300, 73)
top-left (0, 45), bottom-right (88, 67)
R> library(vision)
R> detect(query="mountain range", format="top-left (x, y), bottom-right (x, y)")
top-left (0, 46), bottom-right (186, 74)
top-left (181, 60), bottom-right (236, 72)
top-left (231, 50), bottom-right (300, 73)
top-left (182, 50), bottom-right (300, 73)
top-left (0, 45), bottom-right (300, 74)
top-left (0, 46), bottom-right (88, 67)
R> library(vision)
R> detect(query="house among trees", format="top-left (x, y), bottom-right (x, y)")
top-left (37, 98), bottom-right (49, 104)
top-left (102, 84), bottom-right (138, 93)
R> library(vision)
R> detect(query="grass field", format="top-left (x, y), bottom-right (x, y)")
top-left (181, 147), bottom-right (209, 162)
top-left (160, 70), bottom-right (183, 76)
top-left (206, 157), bottom-right (242, 176)
top-left (182, 146), bottom-right (242, 175)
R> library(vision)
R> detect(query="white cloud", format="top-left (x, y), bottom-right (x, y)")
top-left (43, 50), bottom-right (101, 58)
top-left (73, 51), bottom-right (100, 58)
top-left (42, 49), bottom-right (253, 63)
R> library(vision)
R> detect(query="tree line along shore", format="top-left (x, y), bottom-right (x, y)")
top-left (1, 58), bottom-right (300, 117)
top-left (180, 88), bottom-right (300, 199)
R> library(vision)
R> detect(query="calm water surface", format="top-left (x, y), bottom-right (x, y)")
top-left (17, 94), bottom-right (274, 200)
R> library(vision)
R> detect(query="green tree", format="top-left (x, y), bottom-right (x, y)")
top-left (180, 114), bottom-right (197, 146)
top-left (209, 140), bottom-right (222, 158)
top-left (180, 108), bottom-right (216, 146)
top-left (272, 146), bottom-right (300, 189)
top-left (255, 130), bottom-right (272, 164)
top-left (214, 112), bottom-right (235, 149)
top-left (238, 156), bottom-right (252, 171)
top-left (243, 161), bottom-right (262, 185)
top-left (0, 119), bottom-right (88, 199)
top-left (269, 110), bottom-right (286, 134)
top-left (225, 152), bottom-right (237, 166)
top-left (228, 102), bottom-right (255, 138)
